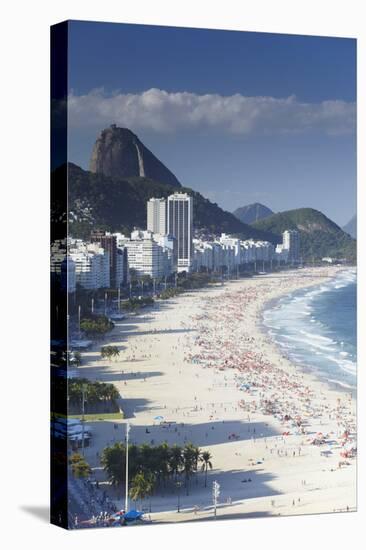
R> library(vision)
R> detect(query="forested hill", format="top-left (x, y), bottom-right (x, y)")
top-left (252, 208), bottom-right (356, 261)
top-left (58, 163), bottom-right (273, 241)
top-left (233, 202), bottom-right (274, 224)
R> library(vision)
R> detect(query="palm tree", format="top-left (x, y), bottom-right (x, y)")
top-left (182, 443), bottom-right (196, 495)
top-left (110, 346), bottom-right (120, 360)
top-left (145, 471), bottom-right (156, 512)
top-left (169, 445), bottom-right (183, 481)
top-left (156, 443), bottom-right (170, 491)
top-left (200, 450), bottom-right (213, 487)
top-left (192, 445), bottom-right (202, 484)
top-left (128, 444), bottom-right (141, 479)
top-left (100, 442), bottom-right (126, 486)
top-left (129, 472), bottom-right (155, 510)
top-left (101, 345), bottom-right (119, 361)
top-left (139, 443), bottom-right (153, 473)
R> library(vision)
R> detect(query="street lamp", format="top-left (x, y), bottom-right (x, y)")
top-left (212, 480), bottom-right (220, 519)
top-left (176, 480), bottom-right (183, 512)
top-left (78, 305), bottom-right (81, 339)
top-left (125, 422), bottom-right (130, 513)
top-left (81, 383), bottom-right (87, 456)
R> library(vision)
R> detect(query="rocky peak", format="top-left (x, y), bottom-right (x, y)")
top-left (89, 125), bottom-right (181, 187)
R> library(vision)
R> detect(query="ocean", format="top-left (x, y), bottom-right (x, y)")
top-left (262, 269), bottom-right (357, 390)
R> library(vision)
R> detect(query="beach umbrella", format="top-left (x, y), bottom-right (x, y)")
top-left (124, 510), bottom-right (143, 521)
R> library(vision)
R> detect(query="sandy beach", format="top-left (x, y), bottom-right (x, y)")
top-left (77, 266), bottom-right (356, 522)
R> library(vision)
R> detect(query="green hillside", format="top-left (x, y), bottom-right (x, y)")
top-left (56, 163), bottom-right (272, 241)
top-left (252, 208), bottom-right (356, 262)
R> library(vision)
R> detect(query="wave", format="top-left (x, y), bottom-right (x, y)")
top-left (262, 268), bottom-right (357, 388)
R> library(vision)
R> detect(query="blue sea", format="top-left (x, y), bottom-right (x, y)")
top-left (263, 269), bottom-right (357, 389)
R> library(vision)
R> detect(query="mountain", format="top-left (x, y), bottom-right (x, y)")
top-left (89, 125), bottom-right (181, 187)
top-left (343, 214), bottom-right (357, 239)
top-left (60, 163), bottom-right (274, 242)
top-left (252, 208), bottom-right (356, 261)
top-left (233, 203), bottom-right (274, 224)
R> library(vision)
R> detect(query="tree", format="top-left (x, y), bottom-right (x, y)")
top-left (129, 472), bottom-right (155, 510)
top-left (140, 274), bottom-right (152, 286)
top-left (101, 345), bottom-right (120, 361)
top-left (67, 378), bottom-right (120, 413)
top-left (156, 442), bottom-right (171, 489)
top-left (182, 443), bottom-right (196, 495)
top-left (80, 314), bottom-right (114, 337)
top-left (69, 453), bottom-right (91, 478)
top-left (169, 445), bottom-right (183, 481)
top-left (192, 445), bottom-right (202, 484)
top-left (139, 443), bottom-right (154, 474)
top-left (200, 450), bottom-right (213, 487)
top-left (101, 442), bottom-right (126, 486)
top-left (100, 441), bottom-right (214, 500)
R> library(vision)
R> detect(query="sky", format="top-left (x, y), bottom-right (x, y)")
top-left (67, 20), bottom-right (356, 226)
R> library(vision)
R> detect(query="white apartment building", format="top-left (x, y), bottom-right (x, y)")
top-left (192, 235), bottom-right (279, 273)
top-left (282, 230), bottom-right (300, 261)
top-left (219, 234), bottom-right (242, 266)
top-left (254, 241), bottom-right (275, 262)
top-left (275, 244), bottom-right (289, 263)
top-left (50, 239), bottom-right (77, 293)
top-left (147, 198), bottom-right (167, 235)
top-left (193, 240), bottom-right (214, 271)
top-left (241, 240), bottom-right (257, 263)
top-left (152, 233), bottom-right (177, 274)
top-left (68, 240), bottom-right (110, 290)
top-left (125, 230), bottom-right (171, 278)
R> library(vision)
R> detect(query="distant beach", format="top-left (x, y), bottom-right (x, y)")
top-left (78, 266), bottom-right (356, 521)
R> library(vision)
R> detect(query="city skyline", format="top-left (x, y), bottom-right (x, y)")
top-left (67, 21), bottom-right (356, 226)
top-left (51, 190), bottom-right (300, 294)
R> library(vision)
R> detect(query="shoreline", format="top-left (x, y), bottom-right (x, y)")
top-left (76, 265), bottom-right (356, 522)
top-left (259, 268), bottom-right (357, 396)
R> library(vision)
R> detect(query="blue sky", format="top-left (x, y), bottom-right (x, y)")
top-left (67, 20), bottom-right (356, 226)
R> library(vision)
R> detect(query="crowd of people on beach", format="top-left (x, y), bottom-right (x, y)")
top-left (184, 273), bottom-right (356, 468)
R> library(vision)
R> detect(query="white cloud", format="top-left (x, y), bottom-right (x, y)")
top-left (68, 88), bottom-right (356, 136)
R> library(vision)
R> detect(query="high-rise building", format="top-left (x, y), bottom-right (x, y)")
top-left (167, 193), bottom-right (193, 272)
top-left (282, 230), bottom-right (300, 261)
top-left (147, 198), bottom-right (167, 235)
top-left (90, 230), bottom-right (119, 287)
